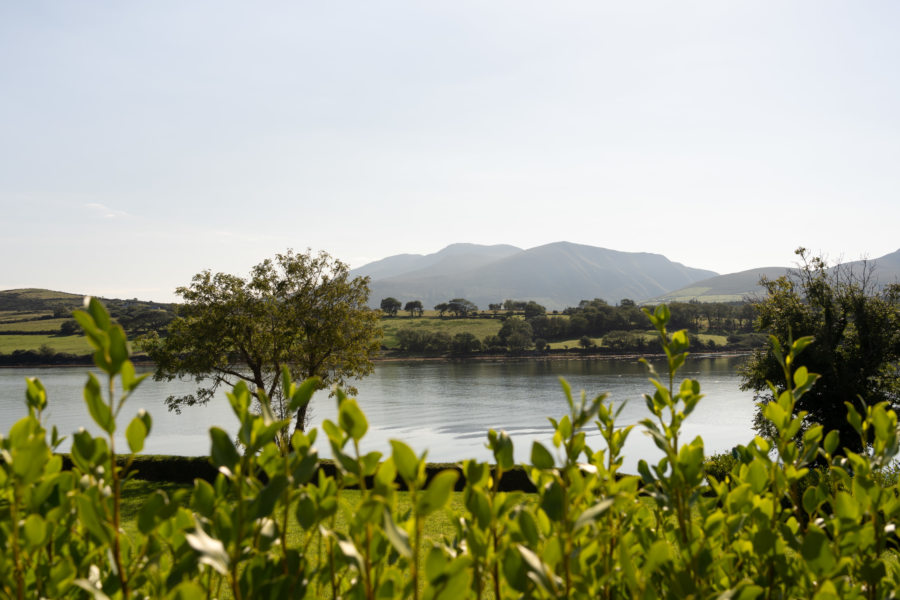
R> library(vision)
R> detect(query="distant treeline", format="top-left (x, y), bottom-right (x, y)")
top-left (386, 298), bottom-right (764, 356)
top-left (0, 348), bottom-right (92, 365)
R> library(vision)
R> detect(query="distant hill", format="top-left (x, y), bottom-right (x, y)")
top-left (0, 288), bottom-right (85, 312)
top-left (647, 267), bottom-right (792, 304)
top-left (352, 242), bottom-right (718, 310)
top-left (352, 243), bottom-right (523, 281)
top-left (647, 248), bottom-right (900, 303)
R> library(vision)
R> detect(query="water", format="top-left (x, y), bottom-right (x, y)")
top-left (0, 355), bottom-right (755, 471)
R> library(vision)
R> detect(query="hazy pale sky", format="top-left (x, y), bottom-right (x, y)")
top-left (2, 1), bottom-right (899, 302)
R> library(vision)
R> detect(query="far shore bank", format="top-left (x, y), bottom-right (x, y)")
top-left (0, 350), bottom-right (752, 370)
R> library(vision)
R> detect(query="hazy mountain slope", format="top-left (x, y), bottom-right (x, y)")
top-left (647, 267), bottom-right (791, 303)
top-left (363, 242), bottom-right (718, 310)
top-left (351, 243), bottom-right (522, 281)
top-left (647, 248), bottom-right (900, 304)
top-left (841, 248), bottom-right (900, 286)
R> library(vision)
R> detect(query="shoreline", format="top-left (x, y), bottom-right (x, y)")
top-left (0, 350), bottom-right (752, 370)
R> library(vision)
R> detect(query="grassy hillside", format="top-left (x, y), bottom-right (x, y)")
top-left (0, 288), bottom-right (176, 359)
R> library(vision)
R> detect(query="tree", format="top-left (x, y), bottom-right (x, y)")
top-left (741, 249), bottom-right (900, 453)
top-left (380, 297), bottom-right (401, 316)
top-left (141, 249), bottom-right (382, 436)
top-left (447, 298), bottom-right (478, 318)
top-left (451, 332), bottom-right (482, 355)
top-left (523, 301), bottom-right (546, 319)
top-left (59, 319), bottom-right (79, 336)
top-left (499, 317), bottom-right (533, 352)
top-left (403, 300), bottom-right (423, 317)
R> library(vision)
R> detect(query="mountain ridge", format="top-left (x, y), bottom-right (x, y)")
top-left (352, 241), bottom-right (718, 310)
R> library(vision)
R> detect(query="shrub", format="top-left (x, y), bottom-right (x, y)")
top-left (1, 300), bottom-right (898, 598)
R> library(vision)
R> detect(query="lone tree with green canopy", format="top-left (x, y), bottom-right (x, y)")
top-left (141, 249), bottom-right (382, 434)
top-left (741, 248), bottom-right (900, 453)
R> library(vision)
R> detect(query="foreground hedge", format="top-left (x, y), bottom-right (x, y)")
top-left (1, 299), bottom-right (898, 599)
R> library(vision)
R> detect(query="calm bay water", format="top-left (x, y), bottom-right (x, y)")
top-left (0, 355), bottom-right (755, 471)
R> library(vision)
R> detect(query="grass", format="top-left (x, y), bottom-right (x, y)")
top-left (0, 310), bottom-right (54, 322)
top-left (380, 316), bottom-right (503, 349)
top-left (0, 334), bottom-right (89, 354)
top-left (695, 333), bottom-right (729, 347)
top-left (0, 317), bottom-right (69, 333)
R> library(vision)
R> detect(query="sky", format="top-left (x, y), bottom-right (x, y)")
top-left (2, 1), bottom-right (899, 303)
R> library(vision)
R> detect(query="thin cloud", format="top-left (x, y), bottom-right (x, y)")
top-left (85, 203), bottom-right (130, 219)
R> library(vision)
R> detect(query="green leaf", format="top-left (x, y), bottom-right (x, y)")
top-left (834, 491), bottom-right (860, 521)
top-left (530, 441), bottom-right (555, 470)
top-left (745, 460), bottom-right (768, 494)
top-left (23, 514), bottom-right (48, 548)
top-left (465, 488), bottom-right (491, 528)
top-left (137, 491), bottom-right (163, 533)
top-left (574, 497), bottom-right (615, 531)
top-left (391, 440), bottom-right (421, 486)
top-left (517, 544), bottom-right (559, 595)
top-left (76, 494), bottom-right (111, 542)
top-left (107, 324), bottom-right (129, 375)
top-left (382, 509), bottom-right (412, 558)
top-left (338, 396), bottom-right (368, 441)
top-left (126, 411), bottom-right (150, 453)
top-left (86, 296), bottom-right (111, 331)
top-left (25, 377), bottom-right (47, 413)
top-left (84, 373), bottom-right (114, 434)
top-left (517, 509), bottom-right (540, 546)
top-left (540, 480), bottom-right (565, 521)
top-left (209, 427), bottom-right (240, 472)
top-left (121, 360), bottom-right (149, 393)
top-left (417, 470), bottom-right (458, 516)
top-left (289, 376), bottom-right (320, 413)
top-left (191, 479), bottom-right (217, 517)
top-left (166, 582), bottom-right (207, 600)
top-left (800, 526), bottom-right (835, 574)
top-left (251, 474), bottom-right (288, 519)
top-left (488, 429), bottom-right (515, 470)
top-left (643, 539), bottom-right (671, 573)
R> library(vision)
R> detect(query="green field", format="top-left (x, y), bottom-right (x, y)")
top-left (0, 317), bottom-right (69, 332)
top-left (0, 334), bottom-right (90, 354)
top-left (0, 310), bottom-right (54, 322)
top-left (380, 316), bottom-right (503, 349)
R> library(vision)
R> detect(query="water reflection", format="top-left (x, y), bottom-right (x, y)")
top-left (0, 355), bottom-right (754, 471)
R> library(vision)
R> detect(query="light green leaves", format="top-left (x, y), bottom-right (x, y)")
top-left (416, 470), bottom-right (458, 516)
top-left (126, 409), bottom-right (152, 453)
top-left (84, 373), bottom-right (114, 434)
top-left (391, 439), bottom-right (423, 487)
top-left (338, 395), bottom-right (368, 442)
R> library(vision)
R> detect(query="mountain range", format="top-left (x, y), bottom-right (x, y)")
top-left (351, 242), bottom-right (717, 310)
top-left (352, 243), bottom-right (900, 309)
